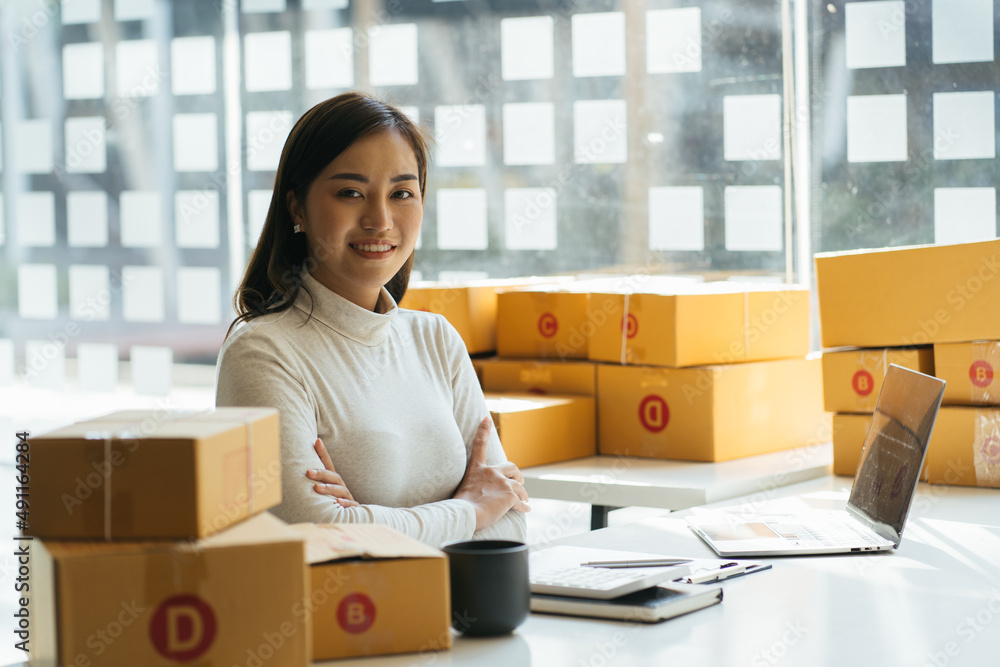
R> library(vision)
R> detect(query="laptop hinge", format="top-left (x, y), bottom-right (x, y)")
top-left (847, 505), bottom-right (900, 546)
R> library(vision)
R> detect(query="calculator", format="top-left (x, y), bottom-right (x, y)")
top-left (530, 562), bottom-right (691, 600)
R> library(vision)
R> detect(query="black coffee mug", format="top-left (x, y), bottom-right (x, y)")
top-left (442, 540), bottom-right (530, 636)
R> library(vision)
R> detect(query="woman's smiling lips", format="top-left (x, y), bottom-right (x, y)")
top-left (349, 240), bottom-right (397, 259)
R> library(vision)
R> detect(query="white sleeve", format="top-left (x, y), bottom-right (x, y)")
top-left (215, 324), bottom-right (479, 548)
top-left (443, 321), bottom-right (529, 544)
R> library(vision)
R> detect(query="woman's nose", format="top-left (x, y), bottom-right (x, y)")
top-left (361, 198), bottom-right (391, 231)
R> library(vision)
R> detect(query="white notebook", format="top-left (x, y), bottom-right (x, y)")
top-left (531, 582), bottom-right (722, 623)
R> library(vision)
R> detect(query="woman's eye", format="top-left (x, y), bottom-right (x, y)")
top-left (339, 189), bottom-right (362, 198)
top-left (393, 190), bottom-right (414, 200)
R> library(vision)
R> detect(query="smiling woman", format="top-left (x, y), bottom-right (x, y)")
top-left (215, 92), bottom-right (529, 547)
top-left (285, 131), bottom-right (422, 312)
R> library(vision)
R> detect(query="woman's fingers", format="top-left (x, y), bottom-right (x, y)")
top-left (306, 468), bottom-right (349, 487)
top-left (469, 417), bottom-right (492, 466)
top-left (509, 479), bottom-right (531, 511)
top-left (311, 480), bottom-right (355, 501)
top-left (308, 438), bottom-right (356, 503)
top-left (313, 438), bottom-right (338, 471)
top-left (496, 461), bottom-right (524, 485)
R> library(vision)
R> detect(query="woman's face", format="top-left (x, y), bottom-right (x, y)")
top-left (287, 130), bottom-right (423, 310)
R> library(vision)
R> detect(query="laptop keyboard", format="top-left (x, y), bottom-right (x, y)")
top-left (767, 520), bottom-right (888, 548)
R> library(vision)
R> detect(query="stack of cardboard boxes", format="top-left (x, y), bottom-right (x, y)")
top-left (402, 277), bottom-right (597, 469)
top-left (820, 347), bottom-right (934, 476)
top-left (582, 279), bottom-right (827, 461)
top-left (409, 275), bottom-right (829, 466)
top-left (28, 408), bottom-right (452, 665)
top-left (816, 238), bottom-right (1000, 489)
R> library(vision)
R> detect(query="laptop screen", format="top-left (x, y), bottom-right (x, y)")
top-left (848, 364), bottom-right (945, 540)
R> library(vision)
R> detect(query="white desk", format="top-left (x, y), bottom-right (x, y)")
top-left (522, 442), bottom-right (834, 529)
top-left (321, 476), bottom-right (1000, 667)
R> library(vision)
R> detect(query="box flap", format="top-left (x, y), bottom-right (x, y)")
top-left (200, 511), bottom-right (301, 548)
top-left (288, 523), bottom-right (444, 564)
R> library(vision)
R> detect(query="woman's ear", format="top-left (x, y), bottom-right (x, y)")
top-left (286, 190), bottom-right (303, 226)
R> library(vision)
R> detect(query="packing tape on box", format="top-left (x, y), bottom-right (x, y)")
top-left (143, 537), bottom-right (211, 628)
top-left (87, 410), bottom-right (259, 540)
top-left (186, 409), bottom-right (260, 522)
top-left (974, 410), bottom-right (1000, 487)
top-left (619, 293), bottom-right (630, 365)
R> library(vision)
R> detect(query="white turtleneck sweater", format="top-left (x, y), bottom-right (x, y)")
top-left (215, 272), bottom-right (527, 548)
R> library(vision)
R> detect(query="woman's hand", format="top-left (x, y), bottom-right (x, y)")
top-left (307, 438), bottom-right (359, 508)
top-left (452, 417), bottom-right (531, 531)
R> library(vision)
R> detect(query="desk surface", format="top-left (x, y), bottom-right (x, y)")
top-left (521, 442), bottom-right (833, 510)
top-left (324, 476), bottom-right (1000, 667)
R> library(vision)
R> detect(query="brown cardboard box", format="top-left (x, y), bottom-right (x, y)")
top-left (480, 358), bottom-right (597, 396)
top-left (815, 239), bottom-right (1000, 348)
top-left (934, 341), bottom-right (1000, 406)
top-left (832, 413), bottom-right (871, 476)
top-left (822, 347), bottom-right (934, 413)
top-left (400, 277), bottom-right (572, 354)
top-left (831, 411), bottom-right (930, 482)
top-left (290, 523), bottom-right (451, 661)
top-left (588, 281), bottom-right (810, 367)
top-left (926, 406), bottom-right (1000, 488)
top-left (597, 357), bottom-right (827, 461)
top-left (31, 408), bottom-right (282, 540)
top-left (471, 357), bottom-right (487, 387)
top-left (485, 392), bottom-right (596, 468)
top-left (29, 512), bottom-right (310, 667)
top-left (495, 282), bottom-right (598, 360)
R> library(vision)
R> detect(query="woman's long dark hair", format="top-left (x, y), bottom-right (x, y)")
top-left (226, 92), bottom-right (429, 339)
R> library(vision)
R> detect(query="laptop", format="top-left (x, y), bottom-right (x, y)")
top-left (687, 364), bottom-right (945, 557)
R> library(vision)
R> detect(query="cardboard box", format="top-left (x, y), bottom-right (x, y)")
top-left (31, 408), bottom-right (281, 540)
top-left (815, 239), bottom-right (1000, 348)
top-left (400, 277), bottom-right (571, 354)
top-left (832, 413), bottom-right (871, 476)
top-left (832, 413), bottom-right (931, 482)
top-left (30, 512), bottom-right (310, 667)
top-left (927, 406), bottom-right (1000, 488)
top-left (597, 357), bottom-right (827, 461)
top-left (486, 392), bottom-right (596, 468)
top-left (480, 358), bottom-right (597, 396)
top-left (495, 282), bottom-right (597, 360)
top-left (822, 347), bottom-right (934, 413)
top-left (290, 523), bottom-right (451, 661)
top-left (471, 357), bottom-right (487, 387)
top-left (934, 341), bottom-right (1000, 406)
top-left (588, 281), bottom-right (810, 367)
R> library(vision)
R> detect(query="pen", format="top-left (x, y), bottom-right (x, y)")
top-left (582, 558), bottom-right (691, 568)
top-left (684, 562), bottom-right (747, 584)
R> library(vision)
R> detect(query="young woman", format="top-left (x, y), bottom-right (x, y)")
top-left (216, 93), bottom-right (529, 547)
